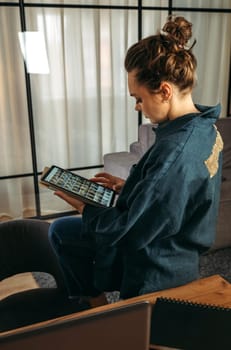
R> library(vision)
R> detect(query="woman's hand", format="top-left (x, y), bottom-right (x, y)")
top-left (54, 172), bottom-right (125, 211)
top-left (54, 191), bottom-right (85, 214)
top-left (90, 172), bottom-right (125, 194)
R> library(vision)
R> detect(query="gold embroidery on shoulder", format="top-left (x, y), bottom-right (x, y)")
top-left (204, 125), bottom-right (223, 178)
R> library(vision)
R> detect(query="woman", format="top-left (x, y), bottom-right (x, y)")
top-left (49, 16), bottom-right (223, 304)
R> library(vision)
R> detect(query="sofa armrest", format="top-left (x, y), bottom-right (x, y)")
top-left (129, 124), bottom-right (156, 158)
top-left (103, 152), bottom-right (139, 179)
top-left (129, 141), bottom-right (144, 158)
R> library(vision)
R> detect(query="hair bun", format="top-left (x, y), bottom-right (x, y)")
top-left (162, 16), bottom-right (193, 48)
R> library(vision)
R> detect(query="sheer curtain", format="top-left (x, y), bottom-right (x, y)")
top-left (0, 5), bottom-right (138, 219)
top-left (184, 11), bottom-right (231, 114)
top-left (0, 7), bottom-right (34, 219)
top-left (0, 1), bottom-right (230, 219)
top-left (26, 7), bottom-right (138, 168)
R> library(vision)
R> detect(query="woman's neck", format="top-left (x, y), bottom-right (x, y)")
top-left (168, 92), bottom-right (199, 120)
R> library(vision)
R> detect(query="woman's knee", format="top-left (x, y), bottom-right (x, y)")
top-left (48, 216), bottom-right (83, 247)
top-left (48, 219), bottom-right (61, 241)
top-left (48, 218), bottom-right (66, 246)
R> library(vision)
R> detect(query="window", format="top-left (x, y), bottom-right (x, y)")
top-left (0, 0), bottom-right (230, 220)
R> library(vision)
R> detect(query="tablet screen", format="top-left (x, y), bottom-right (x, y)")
top-left (41, 165), bottom-right (115, 208)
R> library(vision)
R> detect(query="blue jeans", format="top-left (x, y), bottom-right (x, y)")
top-left (48, 216), bottom-right (101, 298)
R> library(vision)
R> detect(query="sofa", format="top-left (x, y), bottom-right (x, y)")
top-left (104, 118), bottom-right (231, 282)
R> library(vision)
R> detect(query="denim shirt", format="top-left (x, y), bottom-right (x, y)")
top-left (83, 104), bottom-right (223, 298)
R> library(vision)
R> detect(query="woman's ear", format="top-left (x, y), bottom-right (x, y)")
top-left (160, 82), bottom-right (172, 102)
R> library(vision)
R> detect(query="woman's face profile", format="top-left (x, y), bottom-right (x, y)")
top-left (127, 70), bottom-right (170, 124)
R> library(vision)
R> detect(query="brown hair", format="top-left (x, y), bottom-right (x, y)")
top-left (124, 16), bottom-right (197, 92)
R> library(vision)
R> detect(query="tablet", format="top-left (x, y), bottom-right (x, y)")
top-left (40, 165), bottom-right (116, 208)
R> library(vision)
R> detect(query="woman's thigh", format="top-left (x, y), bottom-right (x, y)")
top-left (49, 216), bottom-right (82, 244)
top-left (49, 216), bottom-right (96, 256)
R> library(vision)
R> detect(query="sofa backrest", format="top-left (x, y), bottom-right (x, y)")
top-left (216, 118), bottom-right (231, 181)
top-left (138, 123), bottom-right (157, 151)
top-left (129, 124), bottom-right (156, 158)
